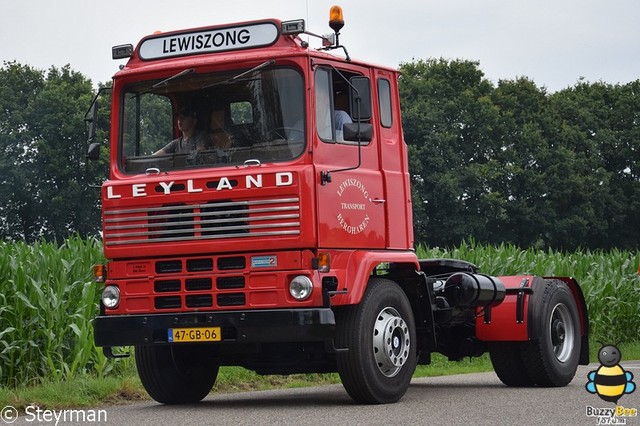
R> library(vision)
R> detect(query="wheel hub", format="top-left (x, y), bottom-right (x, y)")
top-left (551, 318), bottom-right (565, 346)
top-left (372, 307), bottom-right (410, 377)
top-left (549, 303), bottom-right (575, 362)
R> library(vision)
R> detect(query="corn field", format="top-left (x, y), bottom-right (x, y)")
top-left (1, 237), bottom-right (639, 388)
top-left (0, 236), bottom-right (117, 388)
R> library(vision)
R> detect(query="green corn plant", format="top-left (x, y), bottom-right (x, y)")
top-left (0, 236), bottom-right (130, 388)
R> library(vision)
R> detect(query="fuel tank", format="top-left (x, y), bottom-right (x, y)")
top-left (443, 272), bottom-right (506, 308)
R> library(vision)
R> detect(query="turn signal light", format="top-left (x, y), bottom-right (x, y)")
top-left (94, 264), bottom-right (106, 283)
top-left (317, 253), bottom-right (331, 273)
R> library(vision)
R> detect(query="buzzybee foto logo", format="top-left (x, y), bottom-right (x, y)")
top-left (585, 344), bottom-right (637, 425)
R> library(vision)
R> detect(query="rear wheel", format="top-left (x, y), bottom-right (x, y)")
top-left (489, 342), bottom-right (534, 386)
top-left (490, 279), bottom-right (581, 387)
top-left (335, 278), bottom-right (417, 404)
top-left (521, 279), bottom-right (581, 386)
top-left (135, 344), bottom-right (219, 404)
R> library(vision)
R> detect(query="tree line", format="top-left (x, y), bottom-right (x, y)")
top-left (401, 59), bottom-right (639, 250)
top-left (0, 59), bottom-right (638, 250)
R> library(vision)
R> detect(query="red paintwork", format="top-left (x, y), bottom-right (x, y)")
top-left (104, 250), bottom-right (324, 315)
top-left (475, 275), bottom-right (532, 341)
top-left (476, 275), bottom-right (588, 342)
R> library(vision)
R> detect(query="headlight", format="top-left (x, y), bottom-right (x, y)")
top-left (289, 276), bottom-right (313, 301)
top-left (102, 285), bottom-right (120, 309)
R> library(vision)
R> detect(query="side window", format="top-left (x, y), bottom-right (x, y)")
top-left (315, 68), bottom-right (333, 141)
top-left (315, 67), bottom-right (364, 143)
top-left (378, 78), bottom-right (392, 128)
top-left (230, 101), bottom-right (253, 124)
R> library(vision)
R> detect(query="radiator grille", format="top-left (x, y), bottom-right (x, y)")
top-left (152, 275), bottom-right (246, 309)
top-left (104, 197), bottom-right (300, 246)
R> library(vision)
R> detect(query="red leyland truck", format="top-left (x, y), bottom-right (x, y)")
top-left (89, 6), bottom-right (589, 404)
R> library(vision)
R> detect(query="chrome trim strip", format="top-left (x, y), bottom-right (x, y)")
top-left (105, 213), bottom-right (300, 231)
top-left (104, 205), bottom-right (299, 224)
top-left (107, 222), bottom-right (300, 238)
top-left (106, 230), bottom-right (300, 246)
top-left (104, 197), bottom-right (299, 216)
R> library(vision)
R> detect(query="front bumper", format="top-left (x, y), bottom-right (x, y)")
top-left (93, 308), bottom-right (336, 347)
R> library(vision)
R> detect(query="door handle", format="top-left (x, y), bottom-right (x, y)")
top-left (370, 198), bottom-right (386, 204)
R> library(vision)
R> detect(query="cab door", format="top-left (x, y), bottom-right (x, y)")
top-left (312, 65), bottom-right (387, 249)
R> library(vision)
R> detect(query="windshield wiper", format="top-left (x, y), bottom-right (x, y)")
top-left (201, 60), bottom-right (275, 89)
top-left (132, 68), bottom-right (195, 98)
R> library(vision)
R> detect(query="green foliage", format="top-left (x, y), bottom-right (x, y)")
top-left (0, 236), bottom-right (126, 388)
top-left (417, 240), bottom-right (640, 344)
top-left (401, 59), bottom-right (640, 251)
top-left (122, 91), bottom-right (172, 157)
top-left (0, 61), bottom-right (106, 242)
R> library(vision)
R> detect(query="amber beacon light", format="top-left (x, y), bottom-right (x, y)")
top-left (329, 5), bottom-right (344, 32)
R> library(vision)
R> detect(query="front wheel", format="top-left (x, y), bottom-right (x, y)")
top-left (135, 344), bottom-right (219, 404)
top-left (335, 278), bottom-right (417, 404)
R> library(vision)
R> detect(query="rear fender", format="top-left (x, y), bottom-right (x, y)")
top-left (476, 275), bottom-right (589, 364)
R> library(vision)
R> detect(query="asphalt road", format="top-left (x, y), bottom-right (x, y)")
top-left (7, 363), bottom-right (639, 426)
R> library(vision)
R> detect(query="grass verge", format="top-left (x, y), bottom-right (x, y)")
top-left (3, 340), bottom-right (637, 411)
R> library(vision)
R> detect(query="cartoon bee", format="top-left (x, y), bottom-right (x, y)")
top-left (586, 344), bottom-right (636, 403)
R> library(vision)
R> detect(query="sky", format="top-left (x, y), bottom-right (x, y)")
top-left (1, 0), bottom-right (639, 92)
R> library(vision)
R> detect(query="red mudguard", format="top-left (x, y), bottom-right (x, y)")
top-left (475, 275), bottom-right (589, 343)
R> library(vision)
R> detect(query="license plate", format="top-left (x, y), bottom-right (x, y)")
top-left (168, 327), bottom-right (221, 343)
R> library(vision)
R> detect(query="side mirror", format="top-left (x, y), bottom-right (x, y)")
top-left (349, 76), bottom-right (371, 121)
top-left (86, 101), bottom-right (98, 144)
top-left (87, 142), bottom-right (101, 161)
top-left (343, 122), bottom-right (373, 142)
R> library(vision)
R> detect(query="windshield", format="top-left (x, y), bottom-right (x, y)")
top-left (119, 67), bottom-right (305, 173)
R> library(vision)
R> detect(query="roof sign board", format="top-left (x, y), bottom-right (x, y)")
top-left (138, 21), bottom-right (279, 60)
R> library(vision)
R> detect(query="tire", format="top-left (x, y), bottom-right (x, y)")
top-left (490, 279), bottom-right (581, 387)
top-left (135, 344), bottom-right (219, 404)
top-left (335, 278), bottom-right (417, 404)
top-left (521, 279), bottom-right (581, 386)
top-left (489, 342), bottom-right (534, 386)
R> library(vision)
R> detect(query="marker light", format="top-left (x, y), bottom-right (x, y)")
top-left (329, 5), bottom-right (344, 33)
top-left (112, 44), bottom-right (133, 60)
top-left (102, 285), bottom-right (120, 309)
top-left (289, 276), bottom-right (313, 301)
top-left (282, 19), bottom-right (305, 35)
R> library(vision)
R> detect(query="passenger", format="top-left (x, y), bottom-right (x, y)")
top-left (315, 86), bottom-right (352, 141)
top-left (209, 109), bottom-right (234, 149)
top-left (333, 90), bottom-right (353, 141)
top-left (154, 105), bottom-right (210, 155)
